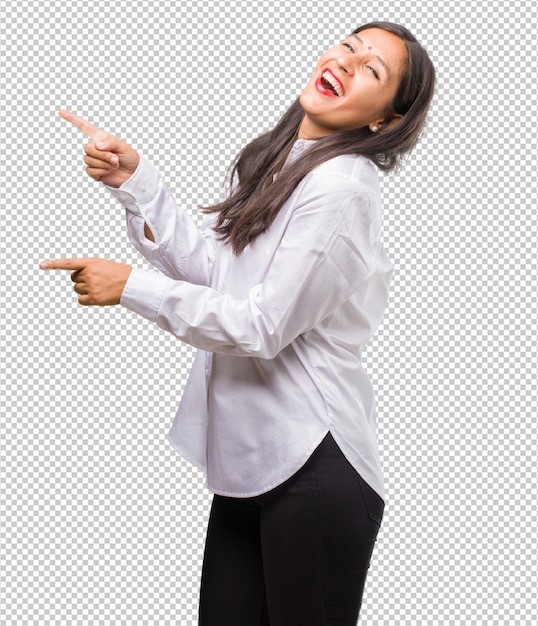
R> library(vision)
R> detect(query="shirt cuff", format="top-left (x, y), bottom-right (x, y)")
top-left (104, 156), bottom-right (162, 214)
top-left (120, 266), bottom-right (170, 322)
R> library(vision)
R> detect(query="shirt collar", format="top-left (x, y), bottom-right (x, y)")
top-left (287, 138), bottom-right (318, 164)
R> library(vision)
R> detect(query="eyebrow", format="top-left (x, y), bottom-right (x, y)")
top-left (352, 34), bottom-right (390, 79)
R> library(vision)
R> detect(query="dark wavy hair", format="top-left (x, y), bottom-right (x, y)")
top-left (204, 22), bottom-right (436, 254)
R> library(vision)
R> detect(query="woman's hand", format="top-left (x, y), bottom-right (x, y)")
top-left (59, 110), bottom-right (140, 187)
top-left (39, 258), bottom-right (132, 306)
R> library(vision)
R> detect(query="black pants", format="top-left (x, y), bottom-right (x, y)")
top-left (198, 433), bottom-right (384, 626)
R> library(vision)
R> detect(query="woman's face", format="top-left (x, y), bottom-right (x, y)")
top-left (299, 28), bottom-right (408, 138)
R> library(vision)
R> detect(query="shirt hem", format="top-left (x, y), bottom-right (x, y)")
top-left (206, 430), bottom-right (331, 498)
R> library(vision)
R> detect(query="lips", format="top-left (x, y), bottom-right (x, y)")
top-left (316, 69), bottom-right (344, 97)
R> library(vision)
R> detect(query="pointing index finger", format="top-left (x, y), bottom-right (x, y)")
top-left (59, 110), bottom-right (107, 141)
top-left (40, 258), bottom-right (90, 271)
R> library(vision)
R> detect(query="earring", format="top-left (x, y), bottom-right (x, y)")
top-left (370, 125), bottom-right (379, 133)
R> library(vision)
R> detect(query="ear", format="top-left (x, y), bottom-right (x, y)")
top-left (369, 114), bottom-right (403, 133)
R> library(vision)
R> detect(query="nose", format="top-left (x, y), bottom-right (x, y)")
top-left (336, 47), bottom-right (370, 76)
top-left (336, 52), bottom-right (354, 75)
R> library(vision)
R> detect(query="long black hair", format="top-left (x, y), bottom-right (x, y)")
top-left (203, 22), bottom-right (436, 254)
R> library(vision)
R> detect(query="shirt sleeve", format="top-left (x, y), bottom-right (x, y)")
top-left (120, 172), bottom-right (385, 359)
top-left (105, 156), bottom-right (217, 286)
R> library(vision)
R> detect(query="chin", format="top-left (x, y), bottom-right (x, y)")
top-left (299, 91), bottom-right (325, 117)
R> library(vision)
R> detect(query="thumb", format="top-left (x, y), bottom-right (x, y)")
top-left (95, 136), bottom-right (116, 151)
top-left (95, 132), bottom-right (128, 154)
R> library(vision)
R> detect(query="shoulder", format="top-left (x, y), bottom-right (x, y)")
top-left (310, 154), bottom-right (380, 195)
top-left (294, 154), bottom-right (381, 216)
top-left (287, 154), bottom-right (385, 242)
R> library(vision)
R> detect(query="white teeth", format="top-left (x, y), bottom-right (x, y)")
top-left (322, 70), bottom-right (343, 96)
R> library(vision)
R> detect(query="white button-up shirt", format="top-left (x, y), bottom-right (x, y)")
top-left (108, 139), bottom-right (393, 499)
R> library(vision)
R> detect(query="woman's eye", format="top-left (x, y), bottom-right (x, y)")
top-left (367, 65), bottom-right (380, 80)
top-left (342, 41), bottom-right (354, 51)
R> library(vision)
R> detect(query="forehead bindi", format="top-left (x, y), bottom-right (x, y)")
top-left (353, 30), bottom-right (407, 79)
top-left (352, 34), bottom-right (390, 78)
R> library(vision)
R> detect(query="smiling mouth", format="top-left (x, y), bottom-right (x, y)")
top-left (320, 70), bottom-right (343, 97)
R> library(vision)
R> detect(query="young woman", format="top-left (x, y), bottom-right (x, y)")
top-left (41, 21), bottom-right (435, 626)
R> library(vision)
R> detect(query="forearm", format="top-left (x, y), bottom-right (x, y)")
top-left (108, 156), bottom-right (216, 285)
top-left (144, 222), bottom-right (155, 242)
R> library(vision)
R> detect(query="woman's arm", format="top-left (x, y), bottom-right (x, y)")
top-left (41, 171), bottom-right (390, 350)
top-left (119, 173), bottom-right (390, 358)
top-left (59, 111), bottom-right (215, 286)
top-left (144, 223), bottom-right (155, 242)
top-left (106, 155), bottom-right (217, 286)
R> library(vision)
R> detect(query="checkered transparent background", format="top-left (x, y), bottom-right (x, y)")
top-left (2, 0), bottom-right (537, 624)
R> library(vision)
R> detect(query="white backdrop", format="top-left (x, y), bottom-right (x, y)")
top-left (2, 0), bottom-right (537, 624)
